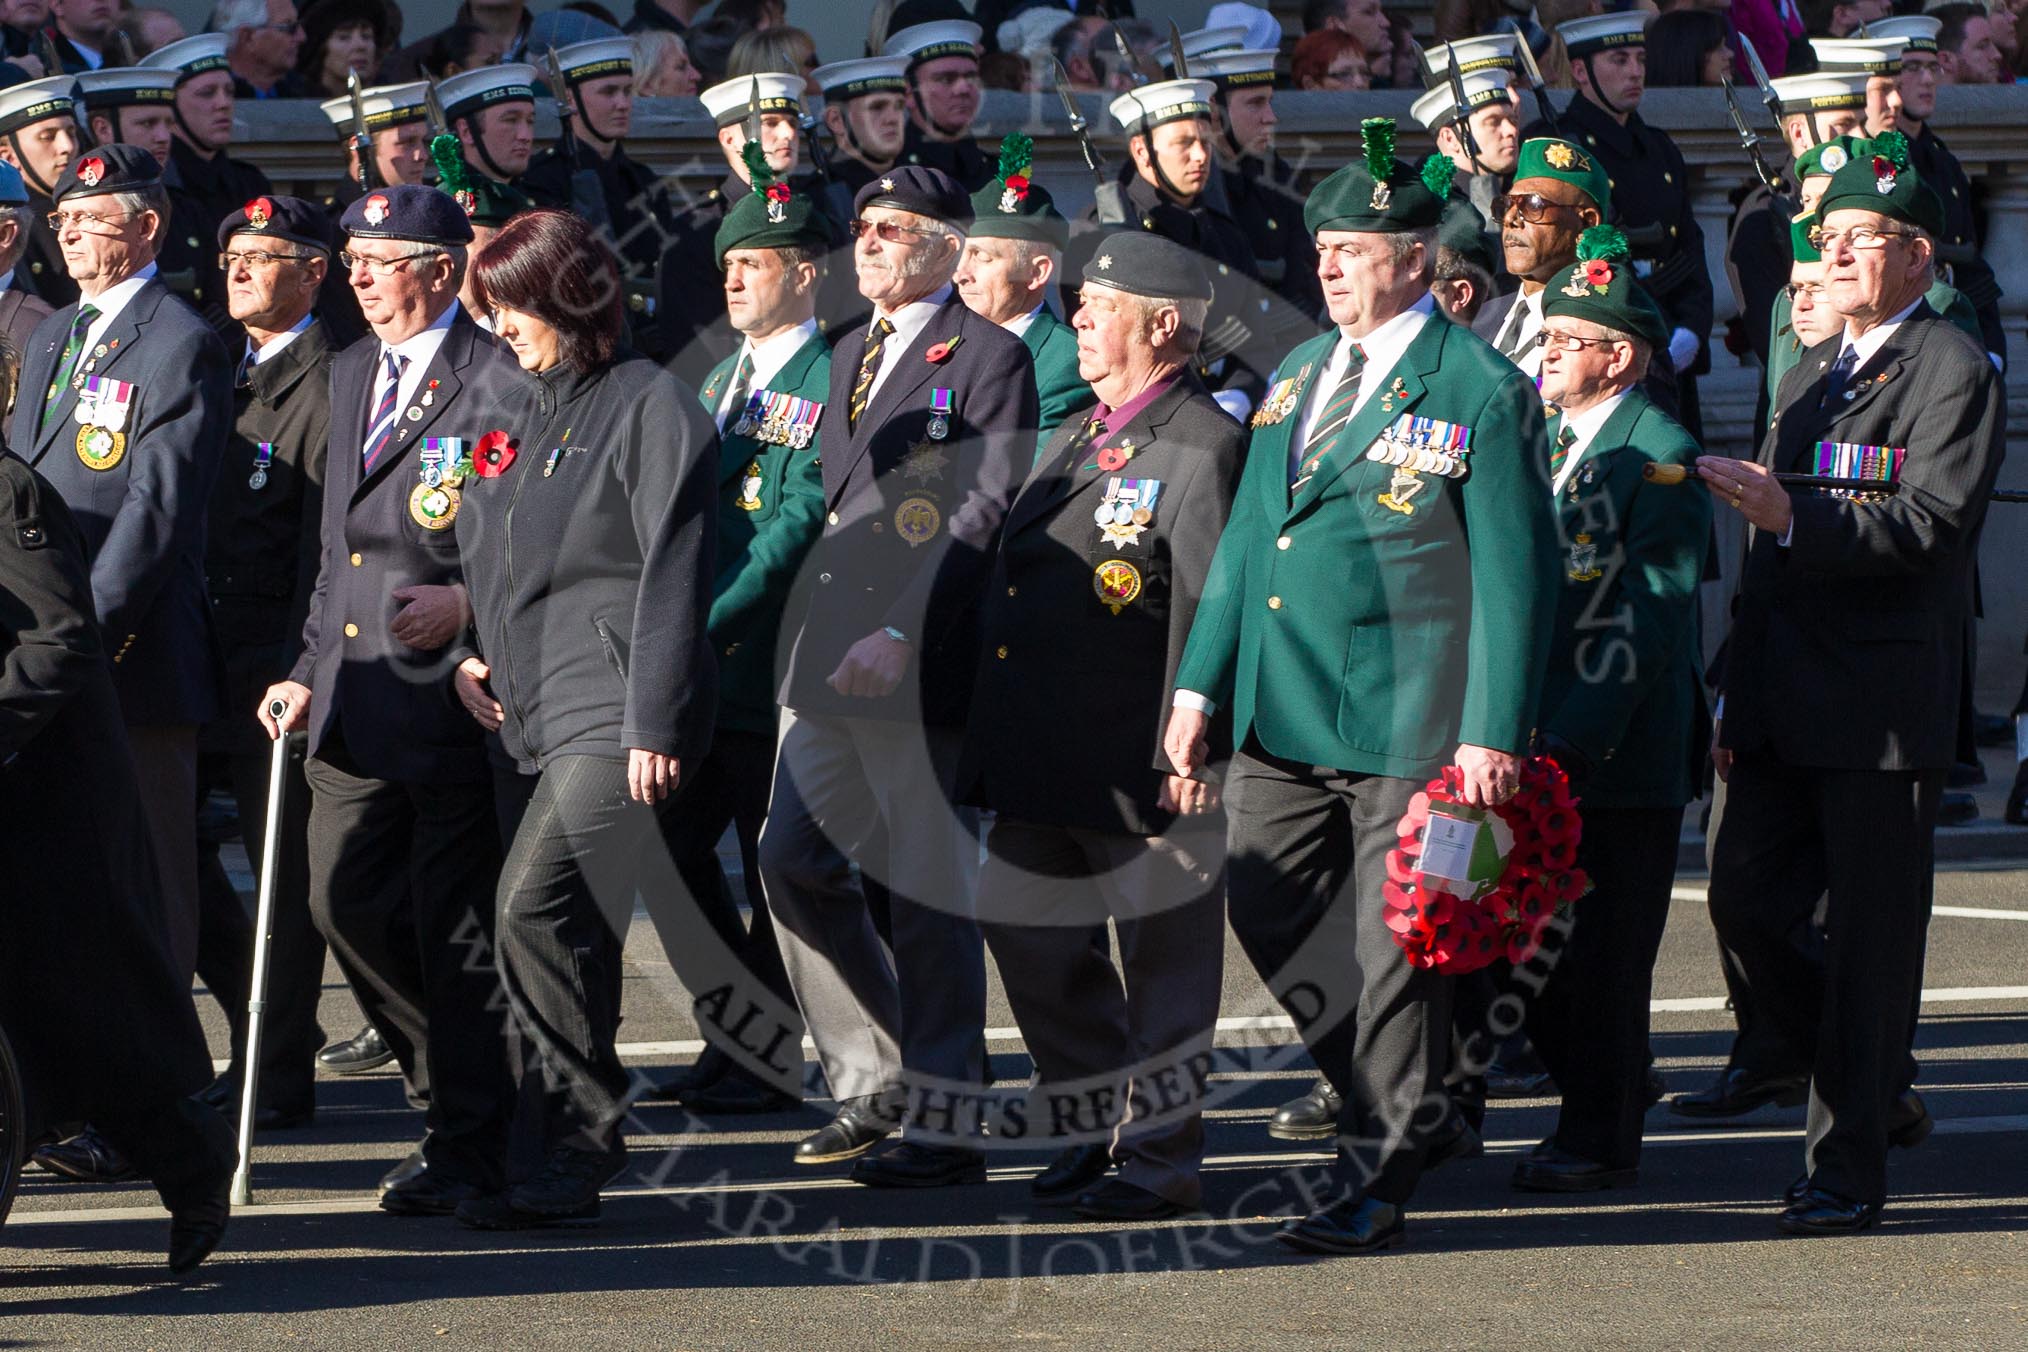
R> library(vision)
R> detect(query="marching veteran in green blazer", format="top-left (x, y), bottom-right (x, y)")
top-left (953, 134), bottom-right (1086, 457)
top-left (640, 145), bottom-right (829, 1114)
top-left (1163, 118), bottom-right (1562, 1257)
top-left (1512, 225), bottom-right (1711, 1195)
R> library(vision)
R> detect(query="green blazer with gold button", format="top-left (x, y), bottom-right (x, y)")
top-left (1174, 312), bottom-right (1561, 778)
top-left (1020, 306), bottom-right (1087, 458)
top-left (1536, 387), bottom-right (1710, 808)
top-left (697, 331), bottom-right (830, 736)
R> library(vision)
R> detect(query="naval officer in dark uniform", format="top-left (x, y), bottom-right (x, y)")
top-left (1532, 12), bottom-right (1712, 439)
top-left (969, 232), bottom-right (1245, 1222)
top-left (1700, 147), bottom-right (2003, 1235)
top-left (437, 63), bottom-right (540, 196)
top-left (517, 37), bottom-right (677, 358)
top-left (759, 166), bottom-right (1036, 1188)
top-left (314, 80), bottom-right (436, 350)
top-left (812, 56), bottom-right (910, 223)
top-left (261, 183), bottom-right (524, 1219)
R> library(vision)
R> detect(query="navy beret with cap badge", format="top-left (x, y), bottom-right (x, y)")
top-left (339, 181), bottom-right (475, 246)
top-left (1303, 119), bottom-right (1452, 235)
top-left (853, 163), bottom-right (972, 230)
top-left (52, 142), bottom-right (162, 203)
top-left (216, 193), bottom-right (336, 254)
top-left (1082, 230), bottom-right (1213, 302)
top-left (966, 133), bottom-right (1070, 252)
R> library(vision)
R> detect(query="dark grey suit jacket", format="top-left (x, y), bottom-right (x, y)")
top-left (9, 278), bottom-right (231, 727)
top-left (777, 296), bottom-right (1038, 728)
top-left (961, 371), bottom-right (1245, 835)
top-left (1718, 303), bottom-right (2005, 771)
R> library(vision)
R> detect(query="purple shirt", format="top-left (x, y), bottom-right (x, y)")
top-left (1093, 371), bottom-right (1181, 438)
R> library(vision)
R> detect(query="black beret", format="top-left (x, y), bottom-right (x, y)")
top-left (853, 164), bottom-right (972, 230)
top-left (339, 183), bottom-right (475, 246)
top-left (217, 193), bottom-right (336, 255)
top-left (1081, 231), bottom-right (1213, 302)
top-left (52, 143), bottom-right (162, 203)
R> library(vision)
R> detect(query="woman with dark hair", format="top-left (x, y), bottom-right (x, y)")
top-left (448, 209), bottom-right (719, 1228)
top-left (1646, 8), bottom-right (1734, 87)
top-left (296, 0), bottom-right (393, 99)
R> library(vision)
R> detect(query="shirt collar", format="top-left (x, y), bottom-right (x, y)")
top-left (1842, 295), bottom-right (1923, 367)
top-left (249, 312), bottom-right (314, 367)
top-left (872, 283), bottom-right (953, 351)
top-left (1006, 303), bottom-right (1047, 339)
top-left (1340, 292), bottom-right (1434, 371)
top-left (81, 261), bottom-right (159, 330)
top-left (382, 299), bottom-right (461, 365)
top-left (743, 318), bottom-right (819, 389)
top-left (1097, 370), bottom-right (1180, 434)
top-left (1562, 387), bottom-right (1632, 452)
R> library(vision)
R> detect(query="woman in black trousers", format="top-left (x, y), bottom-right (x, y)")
top-left (450, 210), bottom-right (719, 1227)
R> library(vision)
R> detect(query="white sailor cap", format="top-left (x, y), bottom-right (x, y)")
top-left (139, 33), bottom-right (232, 82)
top-left (1556, 12), bottom-right (1651, 56)
top-left (698, 72), bottom-right (804, 128)
top-left (881, 19), bottom-right (983, 70)
top-left (1867, 15), bottom-right (1943, 52)
top-left (75, 66), bottom-right (180, 109)
top-left (1420, 34), bottom-right (1519, 82)
top-left (1411, 69), bottom-right (1517, 131)
top-left (1193, 48), bottom-right (1278, 89)
top-left (438, 63), bottom-right (538, 121)
top-left (1809, 36), bottom-right (1909, 74)
top-left (1109, 77), bottom-right (1217, 134)
top-left (318, 81), bottom-right (431, 137)
top-left (1160, 26), bottom-right (1249, 68)
top-left (0, 75), bottom-right (80, 136)
top-left (1768, 69), bottom-right (1872, 113)
top-left (813, 56), bottom-right (909, 103)
top-left (552, 37), bottom-right (634, 83)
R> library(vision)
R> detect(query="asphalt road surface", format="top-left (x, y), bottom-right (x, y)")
top-left (6, 862), bottom-right (2028, 1351)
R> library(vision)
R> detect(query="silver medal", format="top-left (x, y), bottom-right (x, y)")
top-left (248, 468), bottom-right (268, 491)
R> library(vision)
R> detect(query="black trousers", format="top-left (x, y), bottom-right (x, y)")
top-left (1223, 739), bottom-right (1450, 1206)
top-left (493, 753), bottom-right (662, 1154)
top-left (1525, 804), bottom-right (1683, 1169)
top-left (194, 739), bottom-right (328, 1113)
top-left (640, 726), bottom-right (803, 1081)
top-left (1703, 772), bottom-right (1815, 1079)
top-left (304, 738), bottom-right (512, 1187)
top-left (1707, 752), bottom-right (1942, 1205)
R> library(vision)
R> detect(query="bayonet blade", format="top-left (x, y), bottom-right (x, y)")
top-left (1051, 58), bottom-right (1087, 133)
top-left (1445, 46), bottom-right (1480, 166)
top-left (1109, 24), bottom-right (1147, 86)
top-left (1168, 20), bottom-right (1189, 79)
top-left (1511, 35), bottom-right (1558, 135)
top-left (745, 75), bottom-right (762, 151)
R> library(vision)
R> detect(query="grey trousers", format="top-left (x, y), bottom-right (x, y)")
top-left (978, 817), bottom-right (1226, 1206)
top-left (759, 713), bottom-right (986, 1119)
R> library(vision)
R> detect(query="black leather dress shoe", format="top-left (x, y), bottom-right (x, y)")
top-left (1512, 1141), bottom-right (1637, 1193)
top-left (793, 1095), bottom-right (900, 1165)
top-left (673, 1071), bottom-right (800, 1115)
top-left (167, 1171), bottom-right (232, 1276)
top-left (1073, 1177), bottom-right (1187, 1221)
top-left (1268, 1080), bottom-right (1342, 1141)
top-left (379, 1147), bottom-right (427, 1194)
top-left (1668, 1067), bottom-right (1809, 1119)
top-left (380, 1168), bottom-right (487, 1217)
top-left (512, 1144), bottom-right (628, 1217)
top-left (1425, 1115), bottom-right (1485, 1170)
top-left (197, 1074), bottom-right (240, 1111)
top-left (252, 1104), bottom-right (315, 1131)
top-left (1936, 790), bottom-right (1979, 827)
top-left (1888, 1090), bottom-right (1933, 1148)
top-left (850, 1141), bottom-right (987, 1188)
top-left (2007, 763), bottom-right (2028, 826)
top-left (1778, 1188), bottom-right (1880, 1235)
top-left (33, 1127), bottom-right (136, 1183)
top-left (1032, 1143), bottom-right (1113, 1201)
top-left (318, 1025), bottom-right (395, 1074)
top-left (643, 1045), bottom-right (732, 1102)
top-left (1784, 1172), bottom-right (1811, 1206)
top-left (1276, 1196), bottom-right (1406, 1256)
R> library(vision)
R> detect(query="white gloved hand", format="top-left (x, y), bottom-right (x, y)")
top-left (1211, 389), bottom-right (1253, 423)
top-left (1667, 326), bottom-right (1701, 374)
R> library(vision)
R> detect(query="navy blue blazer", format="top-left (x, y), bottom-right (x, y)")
top-left (9, 279), bottom-right (231, 727)
top-left (290, 307), bottom-right (529, 785)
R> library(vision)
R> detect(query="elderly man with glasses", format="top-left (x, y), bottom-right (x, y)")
top-left (260, 183), bottom-right (524, 1219)
top-left (1698, 141), bottom-right (2005, 1236)
top-left (11, 142), bottom-right (233, 1187)
top-left (761, 164), bottom-right (1036, 1189)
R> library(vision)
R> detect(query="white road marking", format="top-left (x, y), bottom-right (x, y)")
top-left (1672, 883), bottom-right (2028, 923)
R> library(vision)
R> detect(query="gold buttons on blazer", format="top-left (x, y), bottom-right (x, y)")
top-left (350, 552), bottom-right (363, 566)
top-left (344, 622), bottom-right (359, 637)
top-left (996, 644), bottom-right (1009, 659)
top-left (1006, 585), bottom-right (1017, 596)
top-left (1267, 596), bottom-right (1283, 610)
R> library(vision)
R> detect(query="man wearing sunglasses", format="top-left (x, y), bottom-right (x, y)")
top-left (762, 165), bottom-right (1035, 1190)
top-left (1476, 137), bottom-right (1606, 379)
top-left (11, 141), bottom-right (233, 1187)
top-left (261, 183), bottom-right (523, 1220)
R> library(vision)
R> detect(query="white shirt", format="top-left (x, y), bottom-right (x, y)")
top-left (1005, 303), bottom-right (1046, 339)
top-left (1550, 388), bottom-right (1632, 498)
top-left (1836, 295), bottom-right (1923, 371)
top-left (77, 262), bottom-right (160, 355)
top-left (68, 39), bottom-right (104, 69)
top-left (1179, 296), bottom-right (1435, 716)
top-left (247, 313), bottom-right (315, 369)
top-left (715, 318), bottom-right (818, 430)
top-left (0, 267), bottom-right (15, 292)
top-left (861, 283), bottom-right (952, 408)
top-left (1491, 288), bottom-right (1546, 377)
top-left (371, 300), bottom-right (461, 437)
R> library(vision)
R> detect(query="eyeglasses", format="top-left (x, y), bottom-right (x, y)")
top-left (1784, 281), bottom-right (1828, 301)
top-left (1534, 330), bottom-right (1623, 352)
top-left (1493, 192), bottom-right (1584, 225)
top-left (219, 248), bottom-right (313, 270)
top-left (259, 18), bottom-right (303, 33)
top-left (1807, 224), bottom-right (1916, 252)
top-left (848, 217), bottom-right (940, 244)
top-left (46, 209), bottom-right (138, 232)
top-left (338, 249), bottom-right (442, 275)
